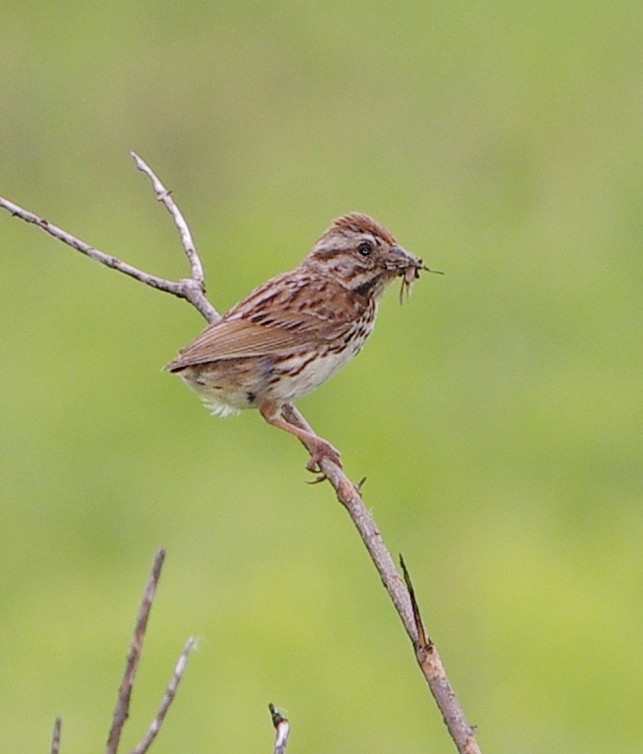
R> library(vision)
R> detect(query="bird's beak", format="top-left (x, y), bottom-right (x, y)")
top-left (386, 245), bottom-right (422, 274)
top-left (390, 245), bottom-right (444, 304)
top-left (390, 245), bottom-right (444, 278)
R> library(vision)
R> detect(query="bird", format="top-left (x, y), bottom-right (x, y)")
top-left (165, 212), bottom-right (435, 471)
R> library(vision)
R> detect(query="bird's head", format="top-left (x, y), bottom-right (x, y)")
top-left (306, 212), bottom-right (438, 301)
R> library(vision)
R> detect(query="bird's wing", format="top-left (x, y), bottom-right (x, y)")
top-left (165, 273), bottom-right (362, 370)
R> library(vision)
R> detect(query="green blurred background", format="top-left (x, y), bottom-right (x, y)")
top-left (1, 2), bottom-right (641, 752)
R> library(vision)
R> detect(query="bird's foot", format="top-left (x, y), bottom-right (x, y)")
top-left (305, 437), bottom-right (342, 475)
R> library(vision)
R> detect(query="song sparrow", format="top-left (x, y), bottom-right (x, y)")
top-left (166, 212), bottom-right (435, 471)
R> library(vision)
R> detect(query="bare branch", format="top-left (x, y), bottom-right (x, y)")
top-left (105, 549), bottom-right (166, 754)
top-left (282, 405), bottom-right (481, 752)
top-left (268, 704), bottom-right (290, 754)
top-left (0, 195), bottom-right (179, 294)
top-left (128, 152), bottom-right (219, 322)
top-left (129, 153), bottom-right (204, 287)
top-left (282, 404), bottom-right (416, 635)
top-left (50, 717), bottom-right (62, 754)
top-left (130, 637), bottom-right (197, 754)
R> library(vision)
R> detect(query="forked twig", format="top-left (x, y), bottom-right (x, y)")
top-left (1, 156), bottom-right (481, 754)
top-left (0, 155), bottom-right (218, 323)
top-left (46, 552), bottom-right (195, 754)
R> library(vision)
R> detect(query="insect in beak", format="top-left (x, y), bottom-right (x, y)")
top-left (398, 263), bottom-right (444, 304)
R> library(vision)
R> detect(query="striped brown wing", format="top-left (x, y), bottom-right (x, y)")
top-left (165, 272), bottom-right (363, 370)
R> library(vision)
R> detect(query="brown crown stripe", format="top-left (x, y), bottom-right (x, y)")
top-left (331, 212), bottom-right (396, 245)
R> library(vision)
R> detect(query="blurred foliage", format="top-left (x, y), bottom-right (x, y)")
top-left (1, 1), bottom-right (641, 752)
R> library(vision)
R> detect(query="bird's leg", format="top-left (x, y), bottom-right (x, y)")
top-left (259, 402), bottom-right (342, 472)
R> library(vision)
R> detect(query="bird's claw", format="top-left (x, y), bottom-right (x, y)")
top-left (305, 439), bottom-right (342, 476)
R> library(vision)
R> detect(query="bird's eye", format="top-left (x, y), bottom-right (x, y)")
top-left (357, 241), bottom-right (372, 256)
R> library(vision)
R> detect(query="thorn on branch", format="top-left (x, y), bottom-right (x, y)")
top-left (400, 555), bottom-right (480, 753)
top-left (399, 554), bottom-right (431, 650)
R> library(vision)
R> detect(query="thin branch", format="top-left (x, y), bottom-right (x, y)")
top-left (50, 717), bottom-right (62, 754)
top-left (129, 152), bottom-right (219, 324)
top-left (268, 704), bottom-right (290, 754)
top-left (129, 153), bottom-right (204, 287)
top-left (130, 637), bottom-right (197, 754)
top-left (105, 549), bottom-right (166, 754)
top-left (282, 404), bottom-right (416, 636)
top-left (0, 195), bottom-right (178, 294)
top-left (284, 407), bottom-right (481, 754)
top-left (1, 156), bottom-right (482, 753)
